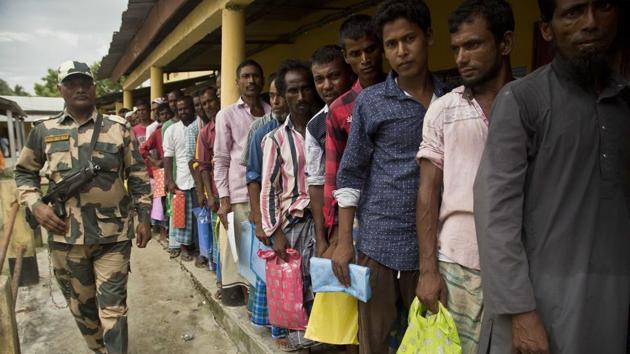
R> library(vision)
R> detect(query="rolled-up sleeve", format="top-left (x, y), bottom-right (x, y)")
top-left (335, 95), bottom-right (374, 206)
top-left (417, 99), bottom-right (445, 169)
top-left (260, 134), bottom-right (282, 237)
top-left (197, 124), bottom-right (213, 173)
top-left (213, 109), bottom-right (232, 198)
top-left (305, 129), bottom-right (325, 186)
top-left (246, 128), bottom-right (266, 184)
top-left (473, 86), bottom-right (536, 315)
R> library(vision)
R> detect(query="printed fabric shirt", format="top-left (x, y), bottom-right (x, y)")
top-left (213, 98), bottom-right (270, 203)
top-left (163, 121), bottom-right (195, 190)
top-left (185, 117), bottom-right (201, 162)
top-left (335, 73), bottom-right (448, 271)
top-left (324, 80), bottom-right (362, 228)
top-left (417, 85), bottom-right (487, 270)
top-left (304, 105), bottom-right (328, 186)
top-left (245, 119), bottom-right (281, 184)
top-left (14, 109), bottom-right (151, 245)
top-left (260, 117), bottom-right (310, 236)
top-left (196, 120), bottom-right (218, 197)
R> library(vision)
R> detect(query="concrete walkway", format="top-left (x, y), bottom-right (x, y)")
top-left (15, 240), bottom-right (238, 354)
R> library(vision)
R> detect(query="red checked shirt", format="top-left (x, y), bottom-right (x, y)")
top-left (323, 80), bottom-right (362, 230)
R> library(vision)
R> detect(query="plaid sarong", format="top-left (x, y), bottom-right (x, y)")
top-left (173, 189), bottom-right (194, 246)
top-left (251, 277), bottom-right (288, 338)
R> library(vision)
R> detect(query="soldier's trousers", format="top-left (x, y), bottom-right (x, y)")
top-left (49, 240), bottom-right (131, 354)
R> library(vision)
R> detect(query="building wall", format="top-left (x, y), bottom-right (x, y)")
top-left (251, 1), bottom-right (540, 78)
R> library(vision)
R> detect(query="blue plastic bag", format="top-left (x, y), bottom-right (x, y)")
top-left (309, 257), bottom-right (371, 302)
top-left (192, 207), bottom-right (211, 260)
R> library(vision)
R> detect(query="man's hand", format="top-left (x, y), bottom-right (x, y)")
top-left (254, 220), bottom-right (271, 246)
top-left (218, 197), bottom-right (231, 229)
top-left (149, 157), bottom-right (163, 168)
top-left (135, 223), bottom-right (152, 248)
top-left (196, 188), bottom-right (207, 208)
top-left (512, 310), bottom-right (550, 354)
top-left (166, 179), bottom-right (178, 194)
top-left (271, 229), bottom-right (289, 261)
top-left (209, 197), bottom-right (219, 213)
top-left (416, 270), bottom-right (448, 313)
top-left (331, 236), bottom-right (354, 287)
top-left (32, 202), bottom-right (67, 235)
top-left (316, 239), bottom-right (330, 258)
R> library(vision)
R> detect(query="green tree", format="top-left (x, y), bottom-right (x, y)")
top-left (90, 61), bottom-right (122, 97)
top-left (13, 85), bottom-right (30, 96)
top-left (33, 68), bottom-right (60, 97)
top-left (0, 79), bottom-right (13, 95)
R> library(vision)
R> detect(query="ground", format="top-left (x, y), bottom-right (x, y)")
top-left (15, 240), bottom-right (239, 354)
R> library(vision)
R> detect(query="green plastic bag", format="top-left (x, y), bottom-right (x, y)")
top-left (397, 298), bottom-right (462, 354)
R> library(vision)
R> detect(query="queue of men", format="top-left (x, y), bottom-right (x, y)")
top-left (13, 0), bottom-right (629, 353)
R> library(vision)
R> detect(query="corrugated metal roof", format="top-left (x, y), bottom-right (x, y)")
top-left (99, 0), bottom-right (159, 79)
top-left (0, 96), bottom-right (26, 116)
top-left (0, 96), bottom-right (64, 114)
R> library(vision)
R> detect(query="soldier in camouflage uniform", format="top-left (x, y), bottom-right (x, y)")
top-left (14, 60), bottom-right (152, 354)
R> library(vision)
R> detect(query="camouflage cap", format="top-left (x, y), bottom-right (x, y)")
top-left (58, 60), bottom-right (93, 83)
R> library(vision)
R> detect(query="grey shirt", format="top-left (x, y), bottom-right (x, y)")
top-left (474, 60), bottom-right (630, 353)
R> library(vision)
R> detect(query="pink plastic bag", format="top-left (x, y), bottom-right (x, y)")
top-left (259, 248), bottom-right (308, 330)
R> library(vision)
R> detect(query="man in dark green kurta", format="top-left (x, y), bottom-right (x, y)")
top-left (474, 1), bottom-right (630, 353)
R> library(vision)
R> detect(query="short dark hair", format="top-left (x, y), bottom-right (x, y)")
top-left (268, 72), bottom-right (277, 85)
top-left (448, 0), bottom-right (515, 42)
top-left (117, 108), bottom-right (130, 116)
top-left (236, 59), bottom-right (264, 78)
top-left (167, 89), bottom-right (183, 98)
top-left (176, 95), bottom-right (194, 107)
top-left (374, 0), bottom-right (432, 42)
top-left (311, 45), bottom-right (346, 66)
top-left (537, 0), bottom-right (555, 22)
top-left (135, 99), bottom-right (149, 109)
top-left (202, 86), bottom-right (218, 97)
top-left (275, 59), bottom-right (313, 96)
top-left (339, 14), bottom-right (377, 47)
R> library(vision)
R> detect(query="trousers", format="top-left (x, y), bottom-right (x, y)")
top-left (49, 240), bottom-right (131, 354)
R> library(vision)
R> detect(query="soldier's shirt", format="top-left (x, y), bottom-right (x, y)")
top-left (14, 109), bottom-right (152, 245)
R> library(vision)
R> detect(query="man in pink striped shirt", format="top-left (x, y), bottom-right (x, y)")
top-left (213, 59), bottom-right (270, 305)
top-left (260, 61), bottom-right (322, 336)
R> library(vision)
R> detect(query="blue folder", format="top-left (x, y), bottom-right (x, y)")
top-left (309, 257), bottom-right (371, 302)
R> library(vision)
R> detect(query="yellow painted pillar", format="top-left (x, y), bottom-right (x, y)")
top-left (150, 66), bottom-right (164, 100)
top-left (123, 90), bottom-right (133, 109)
top-left (220, 5), bottom-right (246, 107)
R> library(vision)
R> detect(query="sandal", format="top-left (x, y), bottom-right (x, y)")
top-left (276, 337), bottom-right (300, 352)
top-left (194, 256), bottom-right (208, 268)
top-left (169, 249), bottom-right (181, 259)
top-left (181, 252), bottom-right (193, 262)
top-left (286, 331), bottom-right (319, 351)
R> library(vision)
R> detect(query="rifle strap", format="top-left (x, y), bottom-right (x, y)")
top-left (87, 113), bottom-right (103, 164)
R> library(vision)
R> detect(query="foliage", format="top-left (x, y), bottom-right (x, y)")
top-left (33, 68), bottom-right (60, 97)
top-left (0, 78), bottom-right (32, 96)
top-left (90, 61), bottom-right (123, 97)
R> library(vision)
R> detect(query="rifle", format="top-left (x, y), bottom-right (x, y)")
top-left (42, 161), bottom-right (101, 219)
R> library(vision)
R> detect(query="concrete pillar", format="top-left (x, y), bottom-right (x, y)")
top-left (6, 110), bottom-right (15, 159)
top-left (15, 120), bottom-right (24, 152)
top-left (150, 66), bottom-right (164, 100)
top-left (220, 5), bottom-right (246, 107)
top-left (123, 90), bottom-right (133, 109)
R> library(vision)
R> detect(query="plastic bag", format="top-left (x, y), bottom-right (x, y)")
top-left (172, 190), bottom-right (186, 228)
top-left (305, 292), bottom-right (359, 345)
top-left (310, 257), bottom-right (371, 302)
top-left (397, 298), bottom-right (461, 354)
top-left (152, 168), bottom-right (165, 198)
top-left (193, 207), bottom-right (212, 259)
top-left (259, 248), bottom-right (308, 330)
top-left (238, 221), bottom-right (257, 285)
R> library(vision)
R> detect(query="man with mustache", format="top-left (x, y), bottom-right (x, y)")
top-left (416, 1), bottom-right (515, 352)
top-left (213, 59), bottom-right (270, 305)
top-left (474, 0), bottom-right (630, 353)
top-left (14, 60), bottom-right (152, 354)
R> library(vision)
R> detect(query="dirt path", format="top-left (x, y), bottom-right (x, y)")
top-left (15, 239), bottom-right (239, 354)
